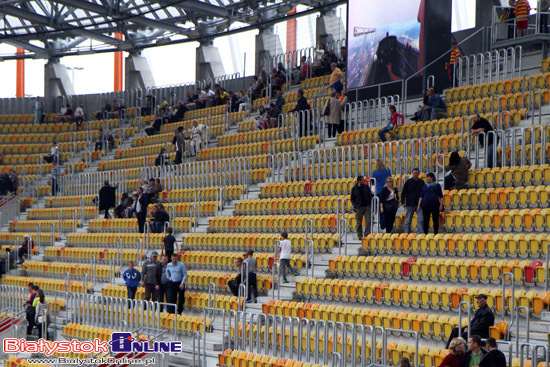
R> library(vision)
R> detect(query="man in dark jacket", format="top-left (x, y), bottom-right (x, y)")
top-left (150, 204), bottom-right (170, 233)
top-left (136, 187), bottom-right (150, 234)
top-left (173, 127), bottom-right (185, 165)
top-left (460, 335), bottom-right (488, 367)
top-left (292, 89), bottom-right (311, 137)
top-left (479, 337), bottom-right (506, 367)
top-left (98, 181), bottom-right (118, 219)
top-left (351, 176), bottom-right (374, 240)
top-left (471, 113), bottom-right (497, 169)
top-left (447, 294), bottom-right (495, 348)
top-left (401, 168), bottom-right (425, 234)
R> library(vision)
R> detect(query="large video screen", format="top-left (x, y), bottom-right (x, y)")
top-left (347, 0), bottom-right (423, 90)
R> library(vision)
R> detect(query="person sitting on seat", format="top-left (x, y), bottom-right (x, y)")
top-left (421, 88), bottom-right (446, 121)
top-left (17, 235), bottom-right (31, 264)
top-left (378, 105), bottom-right (404, 142)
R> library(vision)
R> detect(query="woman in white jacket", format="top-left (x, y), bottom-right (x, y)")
top-left (34, 290), bottom-right (49, 339)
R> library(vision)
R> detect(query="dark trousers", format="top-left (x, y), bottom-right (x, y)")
top-left (127, 286), bottom-right (137, 300)
top-left (95, 141), bottom-right (103, 151)
top-left (137, 212), bottom-right (146, 233)
top-left (280, 258), bottom-right (297, 281)
top-left (144, 283), bottom-right (158, 302)
top-left (158, 283), bottom-right (170, 312)
top-left (36, 322), bottom-right (48, 339)
top-left (164, 249), bottom-right (174, 259)
top-left (228, 275), bottom-right (241, 296)
top-left (541, 14), bottom-right (549, 33)
top-left (103, 207), bottom-right (112, 219)
top-left (174, 150), bottom-right (183, 165)
top-left (18, 247), bottom-right (28, 261)
top-left (450, 64), bottom-right (458, 87)
top-left (248, 272), bottom-right (258, 301)
top-left (378, 126), bottom-right (392, 142)
top-left (444, 173), bottom-right (456, 191)
top-left (422, 206), bottom-right (440, 235)
top-left (355, 206), bottom-right (372, 238)
top-left (486, 144), bottom-right (495, 169)
top-left (51, 179), bottom-right (58, 197)
top-left (328, 124), bottom-right (338, 138)
top-left (382, 203), bottom-right (398, 234)
top-left (127, 286), bottom-right (137, 308)
top-left (26, 318), bottom-right (35, 335)
top-left (168, 282), bottom-right (185, 314)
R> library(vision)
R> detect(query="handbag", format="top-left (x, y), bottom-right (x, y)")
top-left (385, 123), bottom-right (394, 131)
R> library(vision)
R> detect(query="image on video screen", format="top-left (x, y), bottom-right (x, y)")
top-left (347, 0), bottom-right (423, 90)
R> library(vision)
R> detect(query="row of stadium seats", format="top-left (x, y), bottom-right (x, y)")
top-left (336, 111), bottom-right (531, 147)
top-left (218, 128), bottom-right (282, 147)
top-left (160, 110), bottom-right (248, 133)
top-left (186, 270), bottom-right (273, 293)
top-left (10, 220), bottom-right (81, 232)
top-left (88, 218), bottom-right (194, 233)
top-left (262, 300), bottom-right (467, 341)
top-left (181, 233), bottom-right (338, 253)
top-left (445, 73), bottom-right (550, 103)
top-left (228, 323), bottom-right (443, 367)
top-left (181, 251), bottom-right (304, 272)
top-left (219, 349), bottom-right (329, 367)
top-left (328, 255), bottom-right (545, 285)
top-left (73, 304), bottom-right (211, 335)
top-left (161, 185), bottom-right (244, 202)
top-left (27, 206), bottom-right (96, 220)
top-left (445, 208), bottom-right (550, 232)
top-left (1, 275), bottom-right (91, 293)
top-left (446, 92), bottom-right (546, 118)
top-left (0, 232), bottom-right (59, 244)
top-left (234, 195), bottom-right (352, 215)
top-left (208, 213), bottom-right (355, 234)
top-left (444, 185), bottom-right (550, 210)
top-left (295, 277), bottom-right (550, 315)
top-left (198, 136), bottom-right (319, 161)
top-left (163, 201), bottom-right (220, 217)
top-left (43, 247), bottom-right (145, 263)
top-left (0, 141), bottom-right (83, 155)
top-left (261, 178), bottom-right (356, 198)
top-left (66, 233), bottom-right (164, 248)
top-left (362, 233), bottom-right (550, 258)
top-left (22, 261), bottom-right (114, 282)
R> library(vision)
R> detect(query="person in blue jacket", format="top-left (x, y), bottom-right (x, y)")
top-left (122, 261), bottom-right (141, 303)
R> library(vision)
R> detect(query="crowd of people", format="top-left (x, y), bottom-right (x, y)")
top-left (95, 179), bottom-right (170, 234)
top-left (351, 156), bottom-right (473, 240)
top-left (23, 283), bottom-right (50, 339)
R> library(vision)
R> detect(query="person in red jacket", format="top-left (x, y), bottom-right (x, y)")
top-left (378, 105), bottom-right (404, 142)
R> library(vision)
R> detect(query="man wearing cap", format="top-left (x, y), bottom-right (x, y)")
top-left (98, 181), bottom-right (118, 219)
top-left (166, 253), bottom-right (187, 314)
top-left (17, 235), bottom-right (31, 264)
top-left (446, 294), bottom-right (495, 348)
top-left (141, 251), bottom-right (162, 302)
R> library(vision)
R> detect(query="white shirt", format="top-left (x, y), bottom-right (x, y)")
top-left (50, 145), bottom-right (58, 155)
top-left (191, 125), bottom-right (204, 140)
top-left (74, 106), bottom-right (84, 117)
top-left (279, 239), bottom-right (292, 260)
top-left (136, 195), bottom-right (142, 213)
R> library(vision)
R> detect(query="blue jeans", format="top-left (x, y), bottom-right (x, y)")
top-left (405, 206), bottom-right (424, 234)
top-left (378, 126), bottom-right (392, 142)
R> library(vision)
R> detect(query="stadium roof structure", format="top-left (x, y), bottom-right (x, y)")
top-left (0, 0), bottom-right (344, 60)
